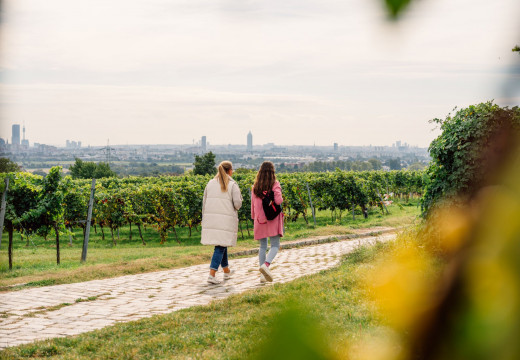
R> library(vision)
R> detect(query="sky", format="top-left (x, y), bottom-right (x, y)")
top-left (0, 0), bottom-right (519, 148)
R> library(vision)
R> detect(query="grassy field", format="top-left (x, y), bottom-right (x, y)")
top-left (0, 201), bottom-right (421, 291)
top-left (0, 240), bottom-right (403, 359)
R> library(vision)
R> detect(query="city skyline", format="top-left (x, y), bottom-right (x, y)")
top-left (1, 123), bottom-right (422, 150)
top-left (1, 0), bottom-right (519, 147)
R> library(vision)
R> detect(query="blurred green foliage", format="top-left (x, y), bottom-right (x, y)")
top-left (253, 303), bottom-right (335, 360)
top-left (384, 0), bottom-right (413, 19)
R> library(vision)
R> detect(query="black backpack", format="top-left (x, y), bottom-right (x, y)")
top-left (262, 190), bottom-right (282, 220)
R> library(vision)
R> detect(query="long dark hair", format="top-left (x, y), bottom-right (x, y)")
top-left (253, 161), bottom-right (276, 197)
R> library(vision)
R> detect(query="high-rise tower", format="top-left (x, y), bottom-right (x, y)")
top-left (247, 131), bottom-right (253, 151)
top-left (201, 136), bottom-right (207, 152)
top-left (21, 124), bottom-right (29, 147)
top-left (12, 125), bottom-right (20, 146)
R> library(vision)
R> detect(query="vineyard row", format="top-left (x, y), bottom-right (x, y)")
top-left (1, 169), bottom-right (427, 246)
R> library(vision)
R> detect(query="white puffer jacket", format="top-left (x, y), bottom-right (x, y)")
top-left (201, 177), bottom-right (243, 247)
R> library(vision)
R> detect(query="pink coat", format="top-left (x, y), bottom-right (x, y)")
top-left (251, 181), bottom-right (284, 240)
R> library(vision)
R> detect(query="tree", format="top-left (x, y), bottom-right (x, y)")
top-left (387, 158), bottom-right (401, 170)
top-left (69, 158), bottom-right (116, 179)
top-left (94, 162), bottom-right (117, 178)
top-left (513, 45), bottom-right (520, 53)
top-left (368, 158), bottom-right (383, 170)
top-left (0, 158), bottom-right (20, 173)
top-left (422, 101), bottom-right (520, 216)
top-left (69, 159), bottom-right (95, 179)
top-left (193, 152), bottom-right (216, 176)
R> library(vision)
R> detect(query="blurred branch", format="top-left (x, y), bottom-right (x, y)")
top-left (513, 45), bottom-right (520, 53)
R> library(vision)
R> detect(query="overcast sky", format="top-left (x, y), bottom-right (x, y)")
top-left (0, 0), bottom-right (519, 147)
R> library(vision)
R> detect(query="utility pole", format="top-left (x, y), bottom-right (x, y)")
top-left (99, 139), bottom-right (115, 164)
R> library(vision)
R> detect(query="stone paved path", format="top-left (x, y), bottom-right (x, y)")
top-left (0, 233), bottom-right (395, 349)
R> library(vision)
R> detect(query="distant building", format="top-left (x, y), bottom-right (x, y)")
top-left (334, 142), bottom-right (338, 152)
top-left (66, 140), bottom-right (82, 149)
top-left (12, 125), bottom-right (20, 146)
top-left (34, 143), bottom-right (58, 154)
top-left (201, 136), bottom-right (207, 152)
top-left (247, 131), bottom-right (253, 151)
top-left (21, 124), bottom-right (29, 147)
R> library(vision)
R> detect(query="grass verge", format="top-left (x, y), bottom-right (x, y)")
top-left (0, 240), bottom-right (395, 359)
top-left (1, 201), bottom-right (420, 291)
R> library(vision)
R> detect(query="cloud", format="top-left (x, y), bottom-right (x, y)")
top-left (1, 0), bottom-right (519, 147)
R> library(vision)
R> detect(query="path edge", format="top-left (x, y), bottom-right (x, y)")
top-left (229, 227), bottom-right (400, 258)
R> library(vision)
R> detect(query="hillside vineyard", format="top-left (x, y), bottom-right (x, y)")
top-left (1, 170), bottom-right (425, 244)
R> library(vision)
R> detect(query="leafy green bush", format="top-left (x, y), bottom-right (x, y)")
top-left (422, 101), bottom-right (520, 216)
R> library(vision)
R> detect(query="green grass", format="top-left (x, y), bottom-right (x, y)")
top-left (0, 200), bottom-right (421, 291)
top-left (0, 241), bottom-right (393, 360)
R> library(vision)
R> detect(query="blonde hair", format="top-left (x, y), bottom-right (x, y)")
top-left (216, 161), bottom-right (233, 192)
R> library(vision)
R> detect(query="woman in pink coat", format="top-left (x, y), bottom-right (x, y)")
top-left (251, 161), bottom-right (283, 283)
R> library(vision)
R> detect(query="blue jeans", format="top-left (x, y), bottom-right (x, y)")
top-left (210, 246), bottom-right (229, 271)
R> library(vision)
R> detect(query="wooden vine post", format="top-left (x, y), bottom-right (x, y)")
top-left (306, 182), bottom-right (316, 227)
top-left (81, 178), bottom-right (96, 263)
top-left (376, 189), bottom-right (389, 215)
top-left (0, 177), bottom-right (9, 248)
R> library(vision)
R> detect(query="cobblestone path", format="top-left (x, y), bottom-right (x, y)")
top-left (0, 233), bottom-right (395, 349)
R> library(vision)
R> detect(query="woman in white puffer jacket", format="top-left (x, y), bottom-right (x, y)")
top-left (201, 161), bottom-right (243, 284)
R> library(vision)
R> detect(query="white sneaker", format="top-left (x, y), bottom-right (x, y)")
top-left (259, 264), bottom-right (273, 282)
top-left (260, 273), bottom-right (267, 283)
top-left (207, 275), bottom-right (221, 284)
top-left (223, 269), bottom-right (235, 280)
